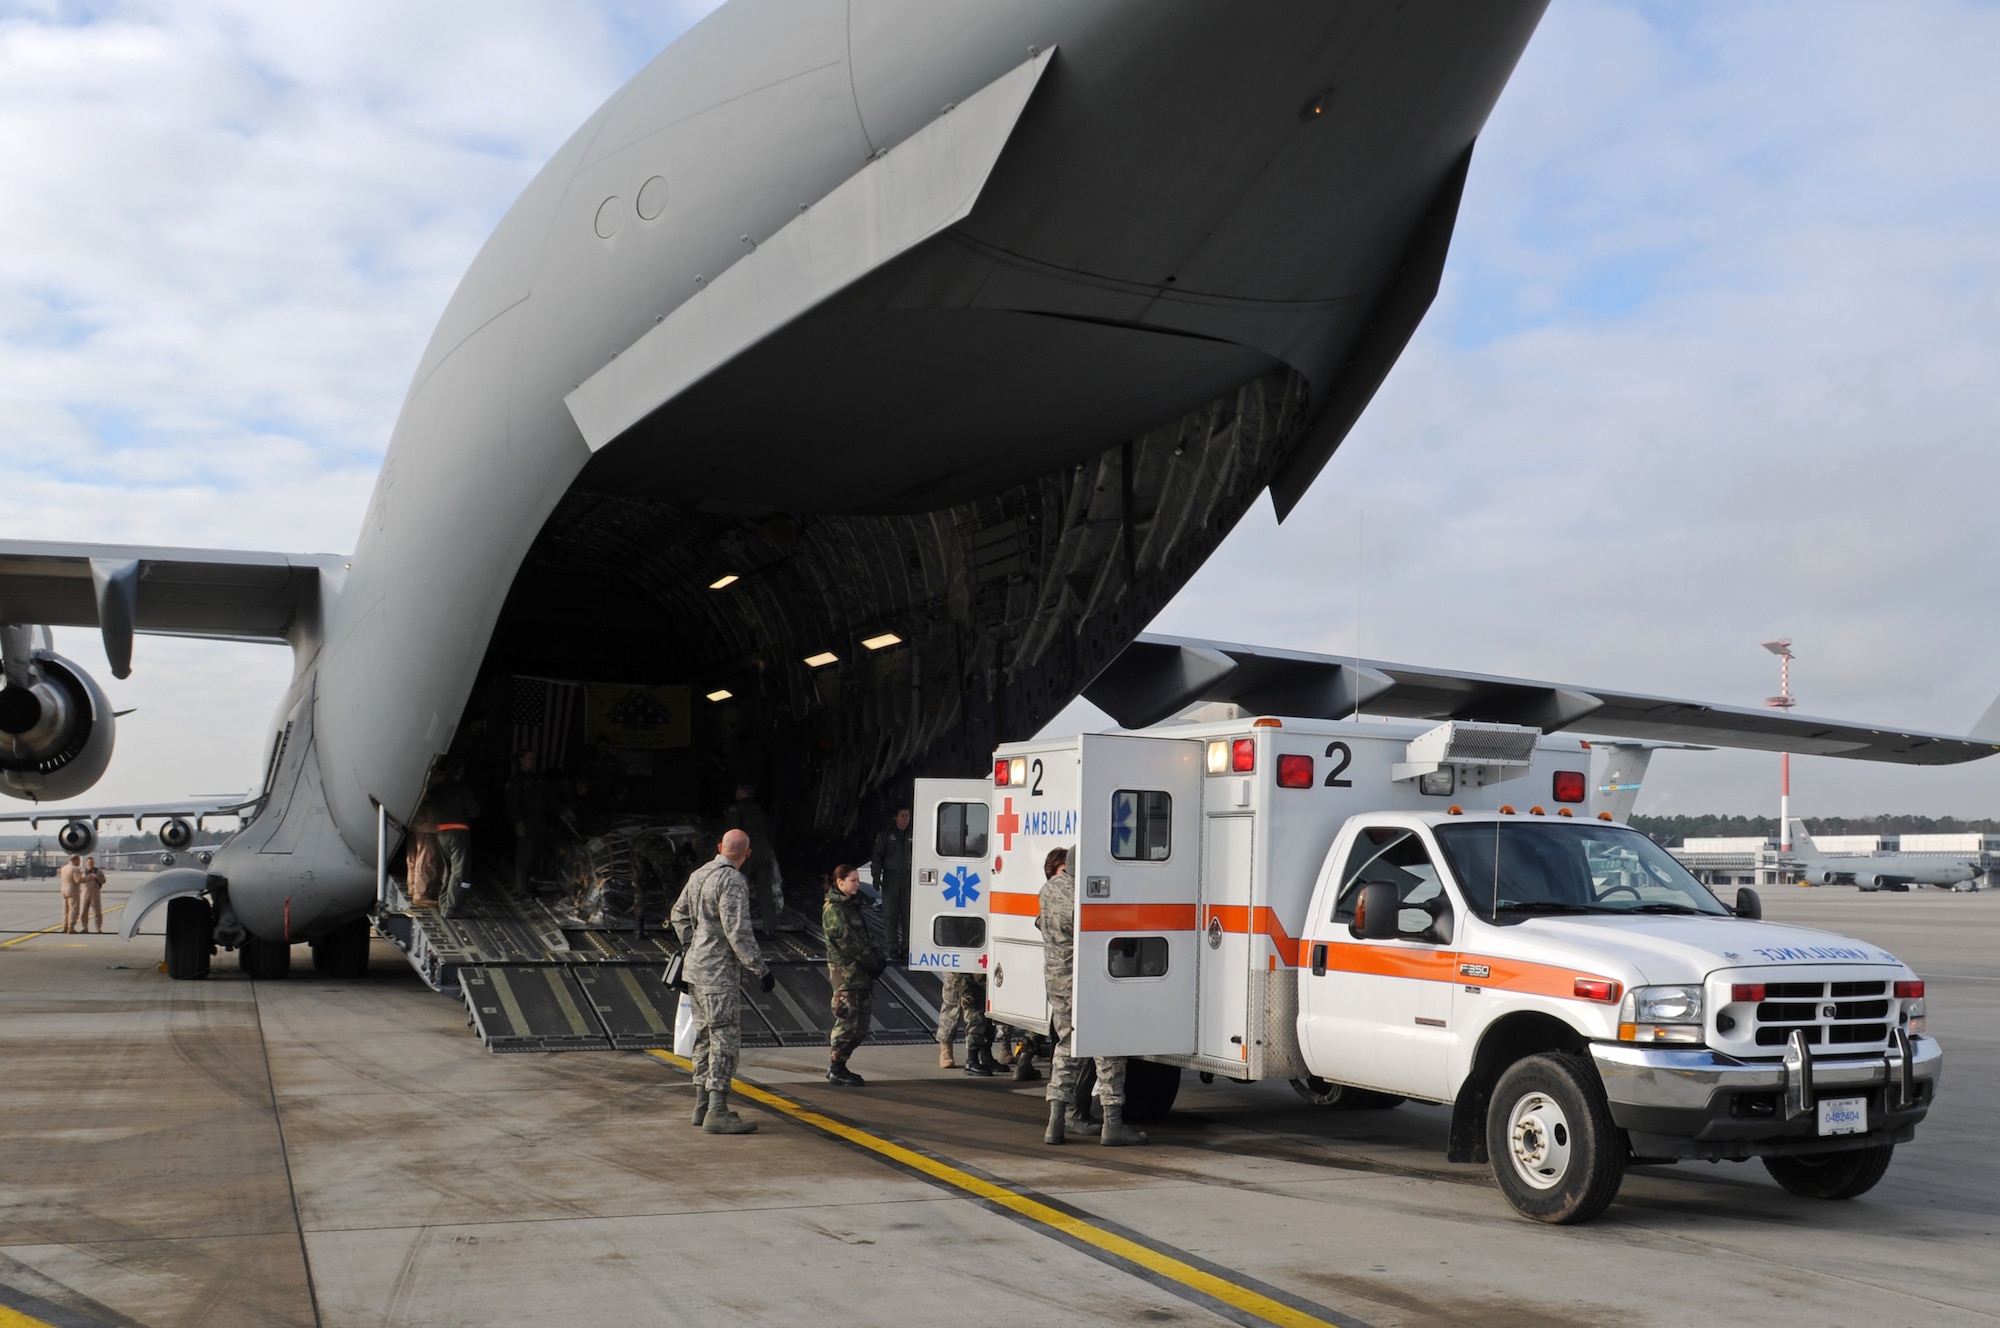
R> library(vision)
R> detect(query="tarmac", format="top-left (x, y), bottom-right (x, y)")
top-left (0, 873), bottom-right (1994, 1328)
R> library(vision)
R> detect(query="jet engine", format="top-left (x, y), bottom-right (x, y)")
top-left (158, 817), bottom-right (194, 850)
top-left (57, 820), bottom-right (95, 854)
top-left (0, 642), bottom-right (116, 803)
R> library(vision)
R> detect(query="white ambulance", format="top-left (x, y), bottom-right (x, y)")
top-left (907, 715), bottom-right (1942, 1224)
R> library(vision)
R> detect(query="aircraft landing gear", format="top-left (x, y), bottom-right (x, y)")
top-left (309, 918), bottom-right (371, 980)
top-left (163, 896), bottom-right (213, 980)
top-left (238, 932), bottom-right (292, 980)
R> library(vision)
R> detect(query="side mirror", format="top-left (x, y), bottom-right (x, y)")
top-left (1353, 882), bottom-right (1400, 940)
top-left (1735, 887), bottom-right (1762, 920)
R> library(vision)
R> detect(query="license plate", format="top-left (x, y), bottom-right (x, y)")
top-left (1817, 1096), bottom-right (1866, 1136)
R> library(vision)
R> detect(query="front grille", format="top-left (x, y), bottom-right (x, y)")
top-left (1749, 979), bottom-right (1892, 1051)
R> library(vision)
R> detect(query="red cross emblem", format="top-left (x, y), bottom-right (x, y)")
top-left (996, 796), bottom-right (1020, 851)
top-left (978, 952), bottom-right (989, 969)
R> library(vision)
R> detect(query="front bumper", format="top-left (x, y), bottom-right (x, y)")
top-left (1590, 1033), bottom-right (1941, 1161)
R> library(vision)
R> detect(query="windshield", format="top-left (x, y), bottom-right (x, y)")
top-left (1432, 822), bottom-right (1731, 919)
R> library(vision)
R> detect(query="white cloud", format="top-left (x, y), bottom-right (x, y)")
top-left (1150, 0), bottom-right (2000, 817)
top-left (6, 1), bottom-right (1998, 821)
top-left (0, 0), bottom-right (720, 814)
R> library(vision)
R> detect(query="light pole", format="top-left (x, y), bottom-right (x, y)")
top-left (1762, 639), bottom-right (1796, 852)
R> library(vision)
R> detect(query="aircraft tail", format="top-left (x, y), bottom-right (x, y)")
top-left (1973, 690), bottom-right (2000, 741)
top-left (1786, 818), bottom-right (1819, 857)
top-left (1591, 743), bottom-right (1655, 823)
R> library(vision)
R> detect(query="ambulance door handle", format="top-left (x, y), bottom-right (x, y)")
top-left (1310, 943), bottom-right (1327, 977)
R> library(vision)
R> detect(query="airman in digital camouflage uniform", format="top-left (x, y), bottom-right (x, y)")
top-left (1039, 848), bottom-right (1146, 1147)
top-left (669, 829), bottom-right (774, 1135)
top-left (936, 973), bottom-right (1000, 1075)
top-left (822, 864), bottom-right (884, 1086)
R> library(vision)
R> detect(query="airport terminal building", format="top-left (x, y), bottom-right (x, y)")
top-left (1670, 833), bottom-right (1999, 888)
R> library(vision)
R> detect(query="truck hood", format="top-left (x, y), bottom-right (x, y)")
top-left (1469, 914), bottom-right (1908, 987)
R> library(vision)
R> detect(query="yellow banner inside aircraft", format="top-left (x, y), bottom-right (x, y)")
top-left (586, 684), bottom-right (691, 749)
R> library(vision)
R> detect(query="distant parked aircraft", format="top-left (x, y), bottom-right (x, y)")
top-left (1784, 820), bottom-right (1982, 892)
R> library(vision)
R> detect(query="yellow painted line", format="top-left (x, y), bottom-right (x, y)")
top-left (0, 905), bottom-right (124, 951)
top-left (0, 1305), bottom-right (55, 1328)
top-left (648, 1050), bottom-right (1350, 1328)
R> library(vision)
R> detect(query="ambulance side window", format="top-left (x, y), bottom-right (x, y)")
top-left (1110, 790), bottom-right (1172, 861)
top-left (1106, 936), bottom-right (1169, 979)
top-left (934, 916), bottom-right (986, 948)
top-left (1332, 828), bottom-right (1449, 937)
top-left (936, 802), bottom-right (989, 858)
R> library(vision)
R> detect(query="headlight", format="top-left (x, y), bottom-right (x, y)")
top-left (1618, 985), bottom-right (1705, 1045)
top-left (1904, 997), bottom-right (1926, 1036)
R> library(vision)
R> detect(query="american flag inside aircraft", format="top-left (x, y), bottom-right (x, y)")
top-left (511, 676), bottom-right (581, 771)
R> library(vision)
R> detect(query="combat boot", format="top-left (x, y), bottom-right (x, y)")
top-left (964, 1043), bottom-right (996, 1077)
top-left (1012, 1049), bottom-right (1040, 1083)
top-left (701, 1088), bottom-right (758, 1135)
top-left (690, 1085), bottom-right (710, 1127)
top-left (938, 1041), bottom-right (956, 1070)
top-left (1100, 1104), bottom-right (1149, 1147)
top-left (1066, 1106), bottom-right (1101, 1138)
top-left (826, 1060), bottom-right (866, 1087)
top-left (1043, 1099), bottom-right (1066, 1146)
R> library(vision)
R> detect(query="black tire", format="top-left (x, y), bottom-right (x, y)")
top-left (1289, 1076), bottom-right (1407, 1110)
top-left (1124, 1059), bottom-right (1182, 1123)
top-left (1070, 1058), bottom-right (1182, 1124)
top-left (1762, 1145), bottom-right (1894, 1200)
top-left (238, 933), bottom-right (292, 980)
top-left (164, 896), bottom-right (212, 980)
top-left (313, 918), bottom-right (371, 980)
top-left (1486, 1053), bottom-right (1627, 1224)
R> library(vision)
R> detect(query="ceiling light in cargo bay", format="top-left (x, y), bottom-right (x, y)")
top-left (861, 632), bottom-right (903, 650)
top-left (804, 651), bottom-right (839, 668)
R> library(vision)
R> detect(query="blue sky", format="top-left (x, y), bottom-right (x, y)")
top-left (4, 1), bottom-right (2000, 817)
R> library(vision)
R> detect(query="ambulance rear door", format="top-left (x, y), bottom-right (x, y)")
top-left (908, 778), bottom-right (995, 972)
top-left (1071, 732), bottom-right (1203, 1058)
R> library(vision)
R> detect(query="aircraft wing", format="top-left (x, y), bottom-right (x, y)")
top-left (0, 540), bottom-right (345, 676)
top-left (1085, 634), bottom-right (2000, 766)
top-left (0, 795), bottom-right (262, 830)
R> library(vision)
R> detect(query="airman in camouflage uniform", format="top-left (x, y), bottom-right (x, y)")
top-left (1039, 856), bottom-right (1147, 1147)
top-left (822, 864), bottom-right (884, 1086)
top-left (669, 829), bottom-right (773, 1135)
top-left (936, 973), bottom-right (1000, 1075)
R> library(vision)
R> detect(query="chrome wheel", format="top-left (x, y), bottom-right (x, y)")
top-left (1505, 1090), bottom-right (1573, 1191)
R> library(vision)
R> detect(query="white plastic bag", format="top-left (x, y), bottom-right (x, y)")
top-left (673, 991), bottom-right (696, 1057)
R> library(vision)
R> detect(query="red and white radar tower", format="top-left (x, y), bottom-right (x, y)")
top-left (1762, 639), bottom-right (1797, 852)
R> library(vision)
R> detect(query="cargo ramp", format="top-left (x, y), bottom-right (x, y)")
top-left (378, 885), bottom-right (944, 1054)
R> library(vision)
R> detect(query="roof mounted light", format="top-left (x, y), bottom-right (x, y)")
top-left (1252, 717), bottom-right (1282, 728)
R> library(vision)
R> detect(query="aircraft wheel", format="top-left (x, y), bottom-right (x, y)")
top-left (164, 896), bottom-right (212, 981)
top-left (1763, 1144), bottom-right (1894, 1200)
top-left (239, 933), bottom-right (292, 980)
top-left (312, 918), bottom-right (371, 980)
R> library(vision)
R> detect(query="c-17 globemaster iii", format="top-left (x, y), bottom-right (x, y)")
top-left (1, 1), bottom-right (1996, 986)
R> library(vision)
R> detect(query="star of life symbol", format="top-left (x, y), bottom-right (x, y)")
top-left (942, 866), bottom-right (982, 909)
